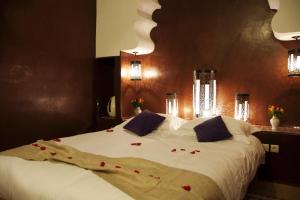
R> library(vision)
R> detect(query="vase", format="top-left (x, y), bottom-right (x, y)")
top-left (270, 116), bottom-right (280, 130)
top-left (133, 107), bottom-right (142, 116)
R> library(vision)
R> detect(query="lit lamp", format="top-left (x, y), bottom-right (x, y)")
top-left (288, 36), bottom-right (300, 76)
top-left (193, 69), bottom-right (216, 117)
top-left (234, 93), bottom-right (249, 121)
top-left (166, 93), bottom-right (178, 116)
top-left (130, 52), bottom-right (142, 80)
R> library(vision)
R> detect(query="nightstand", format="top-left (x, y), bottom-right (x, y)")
top-left (96, 116), bottom-right (122, 131)
top-left (253, 126), bottom-right (300, 185)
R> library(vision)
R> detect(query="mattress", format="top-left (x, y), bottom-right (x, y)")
top-left (0, 123), bottom-right (265, 200)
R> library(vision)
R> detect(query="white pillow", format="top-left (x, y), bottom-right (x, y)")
top-left (177, 115), bottom-right (259, 136)
top-left (178, 116), bottom-right (212, 130)
top-left (156, 114), bottom-right (187, 131)
top-left (113, 114), bottom-right (187, 132)
top-left (221, 116), bottom-right (260, 136)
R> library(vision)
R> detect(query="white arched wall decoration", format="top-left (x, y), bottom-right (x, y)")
top-left (96, 0), bottom-right (161, 57)
top-left (268, 0), bottom-right (300, 41)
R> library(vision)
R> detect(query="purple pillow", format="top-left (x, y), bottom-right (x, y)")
top-left (124, 110), bottom-right (165, 136)
top-left (193, 116), bottom-right (232, 142)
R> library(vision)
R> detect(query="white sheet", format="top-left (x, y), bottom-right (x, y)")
top-left (0, 126), bottom-right (265, 200)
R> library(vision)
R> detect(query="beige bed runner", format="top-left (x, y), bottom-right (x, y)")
top-left (1, 140), bottom-right (225, 200)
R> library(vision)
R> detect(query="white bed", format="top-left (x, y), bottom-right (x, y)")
top-left (0, 116), bottom-right (265, 200)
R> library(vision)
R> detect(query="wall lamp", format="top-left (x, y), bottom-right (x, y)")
top-left (234, 93), bottom-right (249, 121)
top-left (130, 52), bottom-right (142, 80)
top-left (193, 69), bottom-right (216, 117)
top-left (288, 36), bottom-right (300, 77)
top-left (166, 92), bottom-right (178, 116)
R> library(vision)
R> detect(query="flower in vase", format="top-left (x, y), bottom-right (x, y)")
top-left (268, 105), bottom-right (284, 118)
top-left (131, 98), bottom-right (144, 108)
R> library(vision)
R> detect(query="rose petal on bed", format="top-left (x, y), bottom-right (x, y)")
top-left (53, 138), bottom-right (61, 142)
top-left (100, 161), bottom-right (105, 167)
top-left (115, 165), bottom-right (121, 168)
top-left (134, 170), bottom-right (140, 174)
top-left (131, 142), bottom-right (142, 146)
top-left (180, 149), bottom-right (186, 151)
top-left (106, 129), bottom-right (114, 132)
top-left (182, 185), bottom-right (191, 191)
top-left (190, 151), bottom-right (196, 154)
top-left (40, 146), bottom-right (46, 151)
top-left (32, 143), bottom-right (39, 147)
top-left (171, 148), bottom-right (176, 152)
top-left (50, 152), bottom-right (56, 156)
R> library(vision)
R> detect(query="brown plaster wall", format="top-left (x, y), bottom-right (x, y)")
top-left (0, 0), bottom-right (96, 150)
top-left (121, 0), bottom-right (300, 126)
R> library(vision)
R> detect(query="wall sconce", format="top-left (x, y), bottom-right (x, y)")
top-left (234, 93), bottom-right (249, 121)
top-left (288, 36), bottom-right (300, 76)
top-left (130, 52), bottom-right (142, 80)
top-left (166, 92), bottom-right (178, 116)
top-left (193, 69), bottom-right (216, 117)
top-left (144, 69), bottom-right (158, 79)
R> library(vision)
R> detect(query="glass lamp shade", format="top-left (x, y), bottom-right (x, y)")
top-left (166, 93), bottom-right (178, 116)
top-left (288, 48), bottom-right (300, 76)
top-left (234, 93), bottom-right (250, 121)
top-left (193, 69), bottom-right (216, 117)
top-left (130, 60), bottom-right (142, 80)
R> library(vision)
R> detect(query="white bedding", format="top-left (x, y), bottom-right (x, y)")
top-left (0, 124), bottom-right (265, 200)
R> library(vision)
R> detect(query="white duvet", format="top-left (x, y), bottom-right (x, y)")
top-left (0, 124), bottom-right (264, 200)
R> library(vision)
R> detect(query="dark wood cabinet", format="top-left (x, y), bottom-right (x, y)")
top-left (253, 128), bottom-right (300, 185)
top-left (94, 56), bottom-right (122, 131)
top-left (96, 116), bottom-right (122, 131)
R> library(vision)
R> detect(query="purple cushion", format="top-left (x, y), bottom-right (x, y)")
top-left (193, 116), bottom-right (232, 142)
top-left (124, 110), bottom-right (165, 136)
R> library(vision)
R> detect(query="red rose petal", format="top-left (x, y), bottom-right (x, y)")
top-left (190, 151), bottom-right (196, 154)
top-left (32, 143), bottom-right (39, 147)
top-left (40, 146), bottom-right (46, 151)
top-left (50, 152), bottom-right (56, 156)
top-left (53, 138), bottom-right (61, 142)
top-left (134, 170), bottom-right (140, 174)
top-left (182, 185), bottom-right (191, 191)
top-left (131, 142), bottom-right (142, 146)
top-left (171, 148), bottom-right (176, 152)
top-left (180, 149), bottom-right (186, 151)
top-left (115, 165), bottom-right (121, 168)
top-left (100, 161), bottom-right (105, 167)
top-left (68, 156), bottom-right (72, 159)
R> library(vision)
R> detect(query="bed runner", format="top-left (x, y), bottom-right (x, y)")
top-left (0, 140), bottom-right (225, 200)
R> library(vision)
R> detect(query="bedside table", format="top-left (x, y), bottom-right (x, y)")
top-left (253, 127), bottom-right (300, 185)
top-left (96, 116), bottom-right (122, 131)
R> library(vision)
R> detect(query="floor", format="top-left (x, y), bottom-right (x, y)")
top-left (245, 180), bottom-right (300, 200)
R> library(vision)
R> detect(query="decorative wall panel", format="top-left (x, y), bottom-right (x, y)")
top-left (121, 0), bottom-right (300, 126)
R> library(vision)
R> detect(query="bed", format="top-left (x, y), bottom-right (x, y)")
top-left (0, 114), bottom-right (265, 200)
